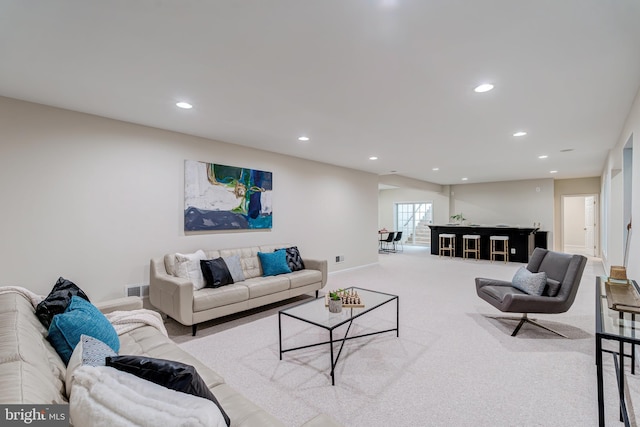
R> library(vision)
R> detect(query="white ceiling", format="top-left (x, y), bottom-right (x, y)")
top-left (2, 1), bottom-right (640, 185)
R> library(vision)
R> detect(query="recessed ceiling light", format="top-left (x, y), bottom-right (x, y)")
top-left (461, 177), bottom-right (468, 181)
top-left (538, 155), bottom-right (548, 159)
top-left (474, 83), bottom-right (494, 93)
top-left (550, 170), bottom-right (558, 174)
top-left (369, 156), bottom-right (378, 160)
top-left (513, 131), bottom-right (527, 137)
top-left (176, 102), bottom-right (193, 109)
top-left (298, 136), bottom-right (309, 141)
top-left (432, 167), bottom-right (439, 171)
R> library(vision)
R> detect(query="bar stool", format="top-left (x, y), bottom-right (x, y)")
top-left (490, 236), bottom-right (509, 263)
top-left (462, 235), bottom-right (481, 260)
top-left (439, 233), bottom-right (456, 257)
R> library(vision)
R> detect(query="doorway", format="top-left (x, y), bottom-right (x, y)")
top-left (395, 202), bottom-right (433, 246)
top-left (561, 194), bottom-right (598, 257)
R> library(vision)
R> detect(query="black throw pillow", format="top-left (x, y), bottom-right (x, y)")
top-left (35, 277), bottom-right (90, 329)
top-left (200, 258), bottom-right (234, 288)
top-left (106, 355), bottom-right (230, 426)
top-left (277, 246), bottom-right (305, 272)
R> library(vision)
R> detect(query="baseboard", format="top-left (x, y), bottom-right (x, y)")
top-left (329, 262), bottom-right (379, 276)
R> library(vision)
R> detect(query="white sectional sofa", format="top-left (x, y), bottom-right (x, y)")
top-left (0, 291), bottom-right (339, 426)
top-left (150, 244), bottom-right (328, 335)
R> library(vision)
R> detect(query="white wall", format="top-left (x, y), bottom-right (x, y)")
top-left (0, 97), bottom-right (379, 301)
top-left (603, 85), bottom-right (640, 279)
top-left (449, 179), bottom-right (554, 230)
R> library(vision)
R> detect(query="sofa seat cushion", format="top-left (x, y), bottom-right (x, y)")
top-left (481, 285), bottom-right (527, 303)
top-left (118, 326), bottom-right (226, 389)
top-left (193, 285), bottom-right (249, 312)
top-left (210, 383), bottom-right (284, 427)
top-left (241, 276), bottom-right (290, 299)
top-left (288, 270), bottom-right (323, 289)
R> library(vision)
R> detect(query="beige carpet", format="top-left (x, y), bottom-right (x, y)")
top-left (171, 247), bottom-right (639, 426)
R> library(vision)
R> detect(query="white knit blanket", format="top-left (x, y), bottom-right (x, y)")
top-left (70, 365), bottom-right (226, 427)
top-left (105, 309), bottom-right (168, 337)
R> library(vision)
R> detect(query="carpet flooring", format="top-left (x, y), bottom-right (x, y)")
top-left (171, 247), bottom-right (639, 426)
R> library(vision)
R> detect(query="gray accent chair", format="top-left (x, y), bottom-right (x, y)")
top-left (475, 248), bottom-right (587, 337)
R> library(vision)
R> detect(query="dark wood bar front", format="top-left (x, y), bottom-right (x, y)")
top-left (429, 225), bottom-right (543, 263)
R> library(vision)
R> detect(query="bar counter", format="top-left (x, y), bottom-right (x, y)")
top-left (429, 224), bottom-right (543, 263)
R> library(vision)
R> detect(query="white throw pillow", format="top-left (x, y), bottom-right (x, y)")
top-left (175, 250), bottom-right (207, 290)
top-left (65, 335), bottom-right (117, 398)
top-left (69, 365), bottom-right (226, 427)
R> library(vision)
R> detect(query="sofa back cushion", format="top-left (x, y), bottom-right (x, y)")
top-left (219, 247), bottom-right (262, 279)
top-left (0, 292), bottom-right (67, 404)
top-left (163, 244), bottom-right (294, 281)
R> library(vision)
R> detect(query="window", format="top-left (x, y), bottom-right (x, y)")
top-left (395, 202), bottom-right (433, 246)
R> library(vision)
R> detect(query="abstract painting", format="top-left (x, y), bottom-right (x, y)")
top-left (184, 160), bottom-right (272, 231)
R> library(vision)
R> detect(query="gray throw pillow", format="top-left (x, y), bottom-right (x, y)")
top-left (544, 278), bottom-right (561, 297)
top-left (223, 255), bottom-right (245, 283)
top-left (80, 334), bottom-right (117, 366)
top-left (512, 267), bottom-right (547, 296)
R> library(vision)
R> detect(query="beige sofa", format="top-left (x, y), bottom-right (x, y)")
top-left (0, 291), bottom-right (338, 426)
top-left (150, 244), bottom-right (328, 335)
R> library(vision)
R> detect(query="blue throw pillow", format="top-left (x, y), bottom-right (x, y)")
top-left (48, 296), bottom-right (120, 365)
top-left (258, 250), bottom-right (292, 276)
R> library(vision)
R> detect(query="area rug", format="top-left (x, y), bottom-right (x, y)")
top-left (177, 248), bottom-right (637, 426)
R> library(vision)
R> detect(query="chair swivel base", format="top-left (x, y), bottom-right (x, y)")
top-left (489, 313), bottom-right (568, 338)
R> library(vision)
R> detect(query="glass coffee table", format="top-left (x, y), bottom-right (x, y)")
top-left (278, 287), bottom-right (399, 385)
top-left (595, 276), bottom-right (640, 426)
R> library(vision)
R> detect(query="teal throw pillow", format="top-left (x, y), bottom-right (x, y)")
top-left (258, 250), bottom-right (292, 277)
top-left (512, 267), bottom-right (547, 296)
top-left (48, 296), bottom-right (120, 365)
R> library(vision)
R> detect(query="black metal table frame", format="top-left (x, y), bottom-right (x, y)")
top-left (278, 287), bottom-right (399, 386)
top-left (596, 277), bottom-right (638, 427)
